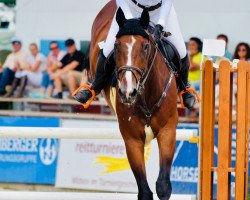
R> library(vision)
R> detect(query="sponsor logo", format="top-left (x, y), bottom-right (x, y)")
top-left (39, 139), bottom-right (58, 165)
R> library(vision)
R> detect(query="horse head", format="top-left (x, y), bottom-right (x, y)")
top-left (115, 8), bottom-right (153, 105)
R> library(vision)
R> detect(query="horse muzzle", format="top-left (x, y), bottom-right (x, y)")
top-left (118, 88), bottom-right (138, 105)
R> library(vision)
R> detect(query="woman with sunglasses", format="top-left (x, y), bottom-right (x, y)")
top-left (40, 41), bottom-right (66, 98)
top-left (233, 42), bottom-right (250, 62)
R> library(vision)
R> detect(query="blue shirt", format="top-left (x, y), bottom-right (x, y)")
top-left (212, 50), bottom-right (232, 62)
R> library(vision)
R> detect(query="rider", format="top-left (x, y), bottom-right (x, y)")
top-left (75, 0), bottom-right (196, 109)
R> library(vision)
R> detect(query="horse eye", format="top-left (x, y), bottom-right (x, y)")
top-left (143, 43), bottom-right (150, 58)
top-left (114, 43), bottom-right (118, 49)
top-left (114, 42), bottom-right (120, 50)
top-left (144, 43), bottom-right (149, 51)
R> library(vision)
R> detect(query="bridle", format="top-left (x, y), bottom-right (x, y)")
top-left (115, 33), bottom-right (158, 95)
top-left (115, 32), bottom-right (174, 126)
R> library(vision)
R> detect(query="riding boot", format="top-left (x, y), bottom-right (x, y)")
top-left (178, 55), bottom-right (196, 109)
top-left (74, 50), bottom-right (109, 104)
top-left (3, 78), bottom-right (20, 98)
top-left (14, 75), bottom-right (28, 98)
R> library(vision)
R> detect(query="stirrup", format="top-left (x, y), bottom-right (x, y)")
top-left (72, 84), bottom-right (96, 109)
top-left (179, 87), bottom-right (201, 109)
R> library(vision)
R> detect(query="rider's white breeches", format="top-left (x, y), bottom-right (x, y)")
top-left (102, 3), bottom-right (187, 59)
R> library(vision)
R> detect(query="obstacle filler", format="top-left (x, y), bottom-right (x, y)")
top-left (0, 127), bottom-right (197, 200)
top-left (199, 60), bottom-right (250, 200)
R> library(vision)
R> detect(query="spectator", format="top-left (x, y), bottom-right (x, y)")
top-left (51, 39), bottom-right (87, 99)
top-left (5, 43), bottom-right (46, 98)
top-left (188, 37), bottom-right (203, 91)
top-left (40, 41), bottom-right (66, 97)
top-left (216, 34), bottom-right (232, 61)
top-left (0, 37), bottom-right (28, 96)
top-left (233, 42), bottom-right (250, 62)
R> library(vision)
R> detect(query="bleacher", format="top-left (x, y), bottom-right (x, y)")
top-left (0, 97), bottom-right (199, 123)
top-left (0, 39), bottom-right (199, 123)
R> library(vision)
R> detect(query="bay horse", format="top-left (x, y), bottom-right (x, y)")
top-left (89, 1), bottom-right (178, 200)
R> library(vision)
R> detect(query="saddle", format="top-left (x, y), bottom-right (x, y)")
top-left (147, 24), bottom-right (182, 74)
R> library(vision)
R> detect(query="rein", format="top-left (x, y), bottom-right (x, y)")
top-left (115, 33), bottom-right (174, 126)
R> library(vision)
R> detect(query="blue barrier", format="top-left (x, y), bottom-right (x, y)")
top-left (171, 124), bottom-right (199, 195)
top-left (0, 117), bottom-right (59, 184)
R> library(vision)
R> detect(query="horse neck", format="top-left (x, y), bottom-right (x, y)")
top-left (144, 53), bottom-right (170, 105)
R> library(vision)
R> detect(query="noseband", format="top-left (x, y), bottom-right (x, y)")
top-left (116, 65), bottom-right (145, 86)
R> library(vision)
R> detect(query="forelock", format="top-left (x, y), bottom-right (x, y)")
top-left (116, 19), bottom-right (149, 39)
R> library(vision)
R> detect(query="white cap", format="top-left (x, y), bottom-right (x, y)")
top-left (11, 36), bottom-right (22, 44)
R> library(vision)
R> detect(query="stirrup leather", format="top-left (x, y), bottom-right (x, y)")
top-left (179, 87), bottom-right (201, 109)
top-left (72, 84), bottom-right (96, 109)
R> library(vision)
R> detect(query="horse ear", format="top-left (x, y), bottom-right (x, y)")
top-left (116, 7), bottom-right (127, 27)
top-left (140, 9), bottom-right (150, 29)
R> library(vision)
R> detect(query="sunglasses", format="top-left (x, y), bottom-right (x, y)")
top-left (238, 48), bottom-right (246, 52)
top-left (50, 46), bottom-right (59, 50)
top-left (12, 41), bottom-right (21, 45)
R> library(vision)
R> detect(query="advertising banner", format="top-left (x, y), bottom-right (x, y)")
top-left (0, 117), bottom-right (59, 184)
top-left (56, 120), bottom-right (199, 195)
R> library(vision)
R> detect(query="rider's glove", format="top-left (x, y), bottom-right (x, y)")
top-left (154, 24), bottom-right (164, 41)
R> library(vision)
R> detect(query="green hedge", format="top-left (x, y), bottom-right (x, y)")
top-left (0, 0), bottom-right (16, 6)
top-left (0, 50), bottom-right (11, 65)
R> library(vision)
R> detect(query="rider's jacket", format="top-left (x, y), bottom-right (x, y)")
top-left (118, 0), bottom-right (173, 27)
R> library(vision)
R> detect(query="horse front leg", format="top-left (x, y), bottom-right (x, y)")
top-left (156, 118), bottom-right (177, 200)
top-left (124, 136), bottom-right (153, 200)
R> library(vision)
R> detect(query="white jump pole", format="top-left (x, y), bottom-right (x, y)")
top-left (0, 192), bottom-right (196, 200)
top-left (0, 127), bottom-right (198, 141)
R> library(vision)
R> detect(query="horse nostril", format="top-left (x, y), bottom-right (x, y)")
top-left (130, 89), bottom-right (137, 97)
top-left (118, 88), bottom-right (125, 98)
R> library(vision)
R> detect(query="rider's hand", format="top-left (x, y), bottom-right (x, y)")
top-left (154, 24), bottom-right (164, 41)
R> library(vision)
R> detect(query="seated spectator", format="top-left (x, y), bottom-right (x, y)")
top-left (215, 34), bottom-right (232, 62)
top-left (51, 39), bottom-right (87, 99)
top-left (41, 41), bottom-right (66, 97)
top-left (188, 37), bottom-right (203, 91)
top-left (5, 43), bottom-right (46, 98)
top-left (233, 42), bottom-right (250, 62)
top-left (0, 37), bottom-right (28, 96)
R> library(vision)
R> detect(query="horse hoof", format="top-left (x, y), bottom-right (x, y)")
top-left (138, 191), bottom-right (154, 200)
top-left (156, 180), bottom-right (172, 200)
top-left (160, 197), bottom-right (171, 200)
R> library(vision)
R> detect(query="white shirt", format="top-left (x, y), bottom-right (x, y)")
top-left (121, 0), bottom-right (173, 27)
top-left (3, 50), bottom-right (29, 70)
top-left (27, 52), bottom-right (47, 73)
top-left (48, 50), bottom-right (66, 66)
top-left (136, 0), bottom-right (162, 7)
